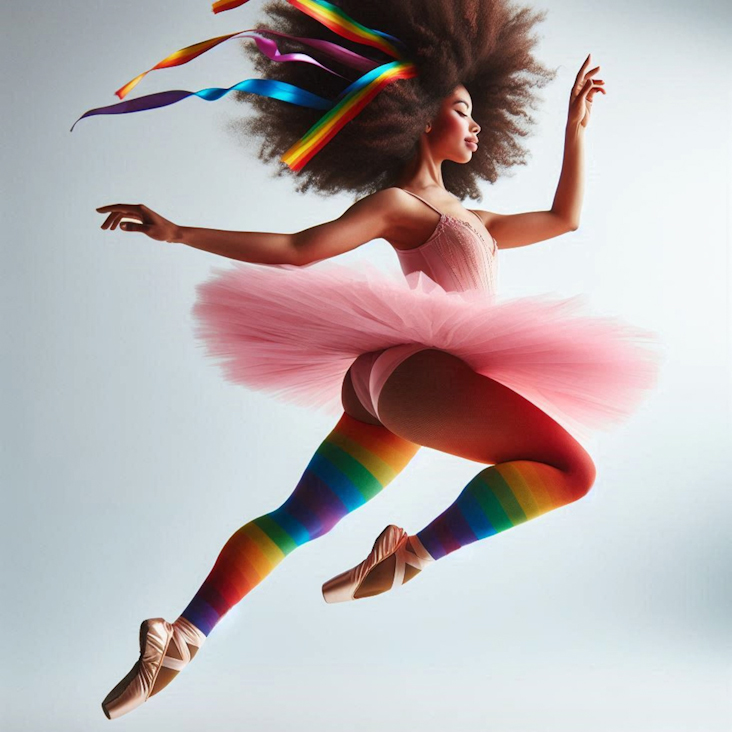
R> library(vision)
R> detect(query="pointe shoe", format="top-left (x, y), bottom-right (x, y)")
top-left (101, 617), bottom-right (205, 720)
top-left (322, 525), bottom-right (434, 603)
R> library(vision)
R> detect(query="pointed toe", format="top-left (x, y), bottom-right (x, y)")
top-left (321, 525), bottom-right (410, 603)
top-left (101, 618), bottom-right (173, 720)
top-left (322, 570), bottom-right (358, 603)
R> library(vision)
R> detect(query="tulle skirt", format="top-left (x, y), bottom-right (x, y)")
top-left (191, 260), bottom-right (661, 441)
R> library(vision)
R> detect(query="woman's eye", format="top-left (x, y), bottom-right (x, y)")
top-left (458, 112), bottom-right (467, 117)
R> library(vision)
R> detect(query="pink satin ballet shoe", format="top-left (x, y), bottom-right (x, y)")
top-left (322, 525), bottom-right (434, 603)
top-left (101, 616), bottom-right (205, 720)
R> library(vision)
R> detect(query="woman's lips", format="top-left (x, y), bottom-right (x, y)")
top-left (465, 141), bottom-right (478, 150)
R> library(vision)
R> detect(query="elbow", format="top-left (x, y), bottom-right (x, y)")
top-left (552, 211), bottom-right (579, 233)
top-left (288, 233), bottom-right (309, 266)
top-left (289, 231), bottom-right (334, 267)
top-left (290, 247), bottom-right (323, 267)
top-left (288, 250), bottom-right (307, 267)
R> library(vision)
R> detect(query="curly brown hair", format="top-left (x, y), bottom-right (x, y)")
top-left (228, 0), bottom-right (557, 202)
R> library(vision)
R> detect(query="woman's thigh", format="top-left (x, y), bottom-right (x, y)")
top-left (375, 348), bottom-right (595, 482)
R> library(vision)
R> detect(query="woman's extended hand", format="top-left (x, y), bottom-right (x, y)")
top-left (567, 54), bottom-right (606, 130)
top-left (96, 203), bottom-right (181, 243)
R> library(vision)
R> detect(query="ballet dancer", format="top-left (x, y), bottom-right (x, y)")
top-left (79, 0), bottom-right (659, 719)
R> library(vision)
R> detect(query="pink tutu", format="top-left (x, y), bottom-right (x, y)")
top-left (191, 260), bottom-right (661, 441)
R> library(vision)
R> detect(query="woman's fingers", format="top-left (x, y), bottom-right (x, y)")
top-left (576, 77), bottom-right (605, 97)
top-left (96, 203), bottom-right (176, 240)
top-left (574, 54), bottom-right (601, 88)
top-left (100, 211), bottom-right (143, 230)
top-left (101, 212), bottom-right (129, 230)
top-left (583, 78), bottom-right (606, 92)
top-left (576, 53), bottom-right (591, 80)
top-left (119, 221), bottom-right (149, 232)
top-left (96, 203), bottom-right (143, 214)
top-left (579, 79), bottom-right (606, 104)
top-left (114, 213), bottom-right (143, 231)
top-left (97, 204), bottom-right (148, 231)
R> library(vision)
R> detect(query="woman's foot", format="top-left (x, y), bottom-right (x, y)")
top-left (352, 534), bottom-right (424, 597)
top-left (101, 616), bottom-right (205, 719)
top-left (322, 525), bottom-right (434, 603)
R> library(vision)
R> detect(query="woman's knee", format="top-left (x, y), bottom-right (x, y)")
top-left (555, 439), bottom-right (597, 501)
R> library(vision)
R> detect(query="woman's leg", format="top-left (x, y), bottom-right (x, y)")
top-left (177, 414), bottom-right (418, 619)
top-left (349, 348), bottom-right (596, 595)
top-left (104, 362), bottom-right (421, 715)
top-left (145, 409), bottom-right (418, 694)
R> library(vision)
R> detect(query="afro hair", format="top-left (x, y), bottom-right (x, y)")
top-left (228, 0), bottom-right (558, 201)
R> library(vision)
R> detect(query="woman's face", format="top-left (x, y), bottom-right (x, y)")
top-left (425, 85), bottom-right (481, 163)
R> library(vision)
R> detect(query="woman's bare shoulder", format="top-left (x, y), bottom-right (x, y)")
top-left (354, 187), bottom-right (411, 216)
top-left (353, 187), bottom-right (439, 250)
top-left (358, 186), bottom-right (441, 225)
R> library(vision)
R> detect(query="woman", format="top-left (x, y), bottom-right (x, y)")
top-left (87, 0), bottom-right (658, 720)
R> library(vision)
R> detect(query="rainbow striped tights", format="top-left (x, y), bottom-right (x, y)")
top-left (179, 413), bottom-right (419, 635)
top-left (179, 413), bottom-right (591, 635)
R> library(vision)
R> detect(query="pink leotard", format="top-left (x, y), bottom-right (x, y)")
top-left (349, 188), bottom-right (499, 421)
top-left (394, 189), bottom-right (498, 293)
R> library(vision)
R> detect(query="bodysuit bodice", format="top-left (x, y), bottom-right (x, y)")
top-left (394, 188), bottom-right (498, 294)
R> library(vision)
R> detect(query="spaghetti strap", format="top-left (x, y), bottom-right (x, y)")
top-left (395, 188), bottom-right (444, 216)
top-left (466, 208), bottom-right (486, 229)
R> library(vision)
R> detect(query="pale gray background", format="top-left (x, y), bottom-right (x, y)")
top-left (3, 1), bottom-right (731, 730)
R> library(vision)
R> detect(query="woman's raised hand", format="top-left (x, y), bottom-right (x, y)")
top-left (96, 203), bottom-right (181, 243)
top-left (567, 53), bottom-right (606, 130)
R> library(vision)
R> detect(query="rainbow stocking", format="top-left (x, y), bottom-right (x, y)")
top-left (179, 413), bottom-right (419, 635)
top-left (414, 460), bottom-right (589, 560)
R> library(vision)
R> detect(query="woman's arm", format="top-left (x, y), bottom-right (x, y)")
top-left (176, 225), bottom-right (297, 264)
top-left (471, 55), bottom-right (604, 250)
top-left (551, 55), bottom-right (603, 228)
top-left (550, 122), bottom-right (585, 229)
top-left (179, 188), bottom-right (398, 264)
top-left (289, 188), bottom-right (400, 265)
top-left (471, 124), bottom-right (585, 250)
top-left (97, 188), bottom-right (400, 265)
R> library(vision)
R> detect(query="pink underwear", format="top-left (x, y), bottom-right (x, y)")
top-left (348, 343), bottom-right (433, 422)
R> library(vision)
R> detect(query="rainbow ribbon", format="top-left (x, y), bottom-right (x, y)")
top-left (69, 79), bottom-right (334, 132)
top-left (71, 0), bottom-right (418, 172)
top-left (114, 31), bottom-right (357, 102)
top-left (282, 59), bottom-right (417, 170)
top-left (212, 0), bottom-right (408, 59)
top-left (254, 0), bottom-right (408, 60)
